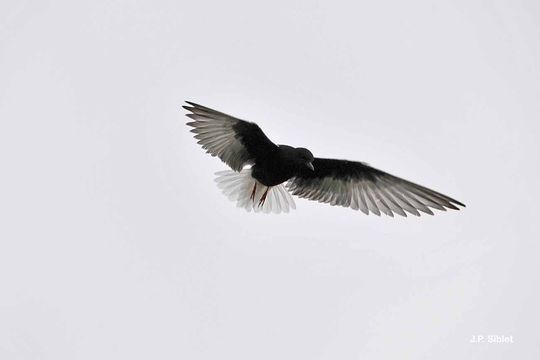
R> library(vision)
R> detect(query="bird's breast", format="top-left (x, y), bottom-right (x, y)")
top-left (251, 158), bottom-right (296, 187)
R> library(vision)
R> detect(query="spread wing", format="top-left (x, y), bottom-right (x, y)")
top-left (287, 158), bottom-right (465, 217)
top-left (184, 101), bottom-right (278, 171)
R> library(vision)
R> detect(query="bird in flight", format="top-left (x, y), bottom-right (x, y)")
top-left (184, 101), bottom-right (465, 216)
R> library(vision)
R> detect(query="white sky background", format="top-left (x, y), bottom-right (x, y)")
top-left (1, 0), bottom-right (539, 358)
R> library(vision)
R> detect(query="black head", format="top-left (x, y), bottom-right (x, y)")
top-left (295, 147), bottom-right (315, 171)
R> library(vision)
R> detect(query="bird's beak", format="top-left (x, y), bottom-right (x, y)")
top-left (307, 162), bottom-right (315, 171)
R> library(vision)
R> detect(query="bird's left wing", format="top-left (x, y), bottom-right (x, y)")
top-left (287, 158), bottom-right (465, 217)
top-left (184, 101), bottom-right (278, 171)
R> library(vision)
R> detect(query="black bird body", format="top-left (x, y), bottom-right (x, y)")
top-left (184, 101), bottom-right (465, 216)
top-left (251, 145), bottom-right (312, 186)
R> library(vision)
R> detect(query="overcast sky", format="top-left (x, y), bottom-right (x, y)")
top-left (1, 0), bottom-right (539, 359)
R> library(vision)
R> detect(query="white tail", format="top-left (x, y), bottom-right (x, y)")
top-left (214, 169), bottom-right (296, 214)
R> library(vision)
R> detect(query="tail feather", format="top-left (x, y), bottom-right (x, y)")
top-left (215, 169), bottom-right (296, 214)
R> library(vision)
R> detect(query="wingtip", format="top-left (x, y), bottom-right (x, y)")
top-left (449, 199), bottom-right (466, 209)
top-left (185, 100), bottom-right (199, 107)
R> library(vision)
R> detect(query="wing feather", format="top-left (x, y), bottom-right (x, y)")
top-left (184, 101), bottom-right (278, 171)
top-left (287, 158), bottom-right (464, 217)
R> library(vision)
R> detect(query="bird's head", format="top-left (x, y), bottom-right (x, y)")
top-left (295, 147), bottom-right (315, 171)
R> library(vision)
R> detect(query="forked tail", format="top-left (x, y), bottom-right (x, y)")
top-left (214, 169), bottom-right (296, 214)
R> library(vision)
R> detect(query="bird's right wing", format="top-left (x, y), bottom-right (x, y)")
top-left (287, 158), bottom-right (465, 217)
top-left (184, 101), bottom-right (279, 171)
